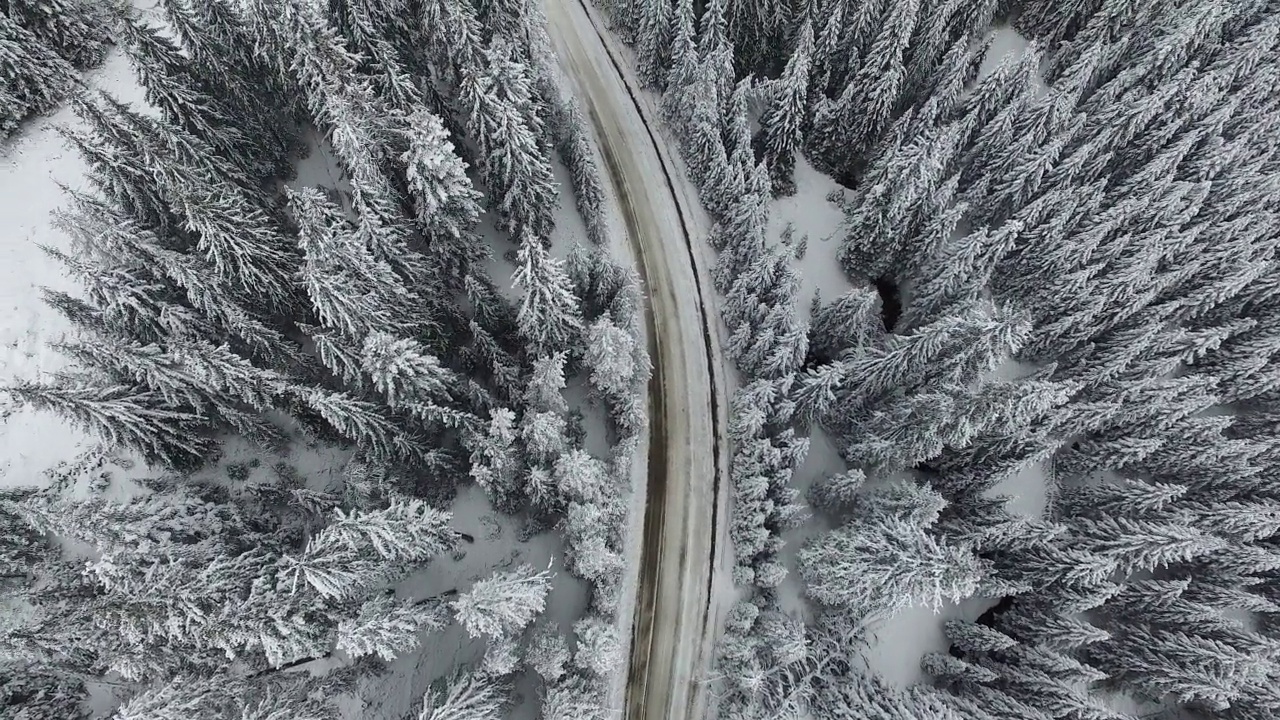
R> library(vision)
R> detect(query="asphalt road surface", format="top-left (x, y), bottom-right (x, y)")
top-left (546, 3), bottom-right (726, 719)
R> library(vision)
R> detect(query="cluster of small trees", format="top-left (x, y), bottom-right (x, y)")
top-left (655, 0), bottom-right (813, 594)
top-left (0, 0), bottom-right (118, 136)
top-left (2, 0), bottom-right (647, 717)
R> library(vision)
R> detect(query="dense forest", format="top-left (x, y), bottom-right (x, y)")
top-left (7, 0), bottom-right (1280, 718)
top-left (600, 0), bottom-right (1280, 718)
top-left (1, 0), bottom-right (648, 718)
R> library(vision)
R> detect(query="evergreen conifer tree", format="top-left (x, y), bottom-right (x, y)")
top-left (452, 563), bottom-right (552, 640)
top-left (2, 0), bottom-right (115, 69)
top-left (760, 23), bottom-right (813, 194)
top-left (512, 240), bottom-right (584, 355)
top-left (4, 379), bottom-right (216, 467)
top-left (0, 13), bottom-right (78, 135)
top-left (800, 501), bottom-right (981, 623)
top-left (636, 0), bottom-right (672, 87)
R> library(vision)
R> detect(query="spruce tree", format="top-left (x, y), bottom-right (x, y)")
top-left (158, 0), bottom-right (303, 178)
top-left (398, 108), bottom-right (487, 283)
top-left (418, 670), bottom-right (507, 720)
top-left (4, 379), bottom-right (216, 467)
top-left (1, 0), bottom-right (115, 69)
top-left (289, 186), bottom-right (427, 340)
top-left (118, 18), bottom-right (276, 186)
top-left (799, 502), bottom-right (982, 623)
top-left (452, 563), bottom-right (552, 640)
top-left (760, 23), bottom-right (813, 194)
top-left (512, 240), bottom-right (584, 356)
top-left (0, 13), bottom-right (77, 135)
top-left (5, 488), bottom-right (457, 681)
top-left (457, 40), bottom-right (558, 241)
top-left (636, 0), bottom-right (672, 87)
top-left (661, 0), bottom-right (698, 129)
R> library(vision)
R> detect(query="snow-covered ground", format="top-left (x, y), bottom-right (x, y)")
top-left (769, 156), bottom-right (855, 307)
top-left (0, 50), bottom-right (150, 489)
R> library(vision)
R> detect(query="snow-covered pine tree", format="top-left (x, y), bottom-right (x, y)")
top-left (512, 240), bottom-right (585, 356)
top-left (3, 379), bottom-right (217, 467)
top-left (52, 334), bottom-right (292, 440)
top-left (1, 0), bottom-right (116, 69)
top-left (527, 623), bottom-right (571, 682)
top-left (818, 304), bottom-right (1031, 439)
top-left (158, 0), bottom-right (304, 178)
top-left (414, 0), bottom-right (487, 92)
top-left (328, 0), bottom-right (426, 112)
top-left (760, 22), bottom-right (813, 194)
top-left (419, 670), bottom-right (508, 720)
top-left (457, 39), bottom-right (558, 241)
top-left (399, 107), bottom-right (488, 281)
top-left (4, 489), bottom-right (457, 682)
top-left (540, 674), bottom-right (610, 720)
top-left (288, 185), bottom-right (427, 340)
top-left (808, 0), bottom-right (921, 179)
top-left (563, 498), bottom-right (626, 593)
top-left (682, 80), bottom-right (738, 218)
top-left (118, 18), bottom-right (271, 187)
top-left (807, 468), bottom-right (866, 513)
top-left (244, 0), bottom-right (418, 272)
top-left (544, 78), bottom-right (609, 246)
top-left (298, 388), bottom-right (435, 466)
top-left (0, 663), bottom-right (87, 720)
top-left (573, 616), bottom-right (623, 679)
top-left (799, 493), bottom-right (982, 624)
top-left (451, 562), bottom-right (552, 640)
top-left (0, 12), bottom-right (78, 135)
top-left (63, 93), bottom-right (303, 313)
top-left (584, 316), bottom-right (639, 402)
top-left (697, 0), bottom-right (734, 111)
top-left (661, 0), bottom-right (698, 130)
top-left (468, 407), bottom-right (523, 510)
top-left (636, 0), bottom-right (672, 87)
top-left (596, 0), bottom-right (641, 43)
top-left (809, 288), bottom-right (881, 358)
top-left (108, 669), bottom-right (337, 720)
top-left (360, 331), bottom-right (481, 430)
top-left (726, 0), bottom-right (793, 71)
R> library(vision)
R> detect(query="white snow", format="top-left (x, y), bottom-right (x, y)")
top-left (776, 426), bottom-right (841, 620)
top-left (0, 50), bottom-right (151, 489)
top-left (979, 25), bottom-right (1045, 94)
top-left (861, 595), bottom-right (997, 688)
top-left (769, 155), bottom-right (855, 309)
top-left (987, 459), bottom-right (1053, 519)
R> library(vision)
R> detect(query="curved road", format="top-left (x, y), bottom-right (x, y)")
top-left (546, 3), bottom-right (726, 719)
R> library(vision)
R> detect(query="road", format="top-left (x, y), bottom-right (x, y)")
top-left (545, 3), bottom-right (727, 719)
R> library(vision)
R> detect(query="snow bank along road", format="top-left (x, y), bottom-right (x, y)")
top-left (546, 2), bottom-right (726, 719)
